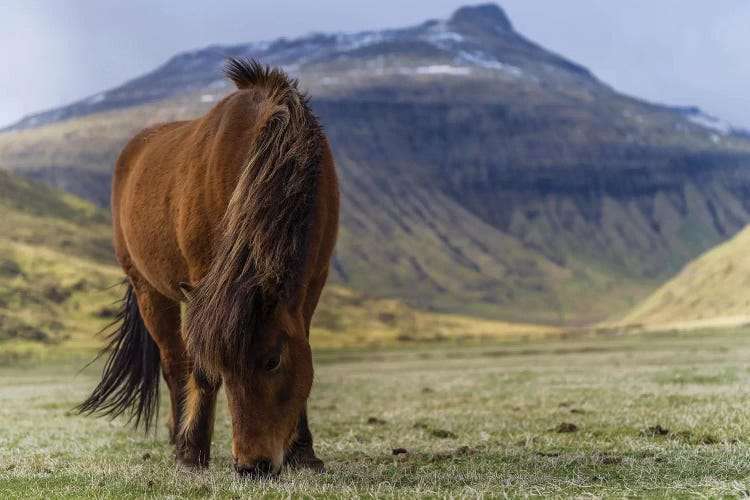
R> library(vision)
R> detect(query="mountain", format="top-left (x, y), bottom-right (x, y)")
top-left (3, 4), bottom-right (594, 132)
top-left (2, 3), bottom-right (750, 324)
top-left (618, 223), bottom-right (750, 331)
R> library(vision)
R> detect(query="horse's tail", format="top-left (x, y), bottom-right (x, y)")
top-left (76, 282), bottom-right (161, 431)
top-left (183, 58), bottom-right (324, 378)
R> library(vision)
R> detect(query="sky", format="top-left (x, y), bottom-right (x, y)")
top-left (1, 0), bottom-right (748, 128)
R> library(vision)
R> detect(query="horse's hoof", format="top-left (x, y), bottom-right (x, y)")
top-left (176, 456), bottom-right (199, 469)
top-left (292, 456), bottom-right (325, 473)
top-left (175, 449), bottom-right (210, 470)
top-left (176, 457), bottom-right (209, 470)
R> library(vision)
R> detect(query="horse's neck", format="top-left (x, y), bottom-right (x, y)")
top-left (197, 130), bottom-right (253, 220)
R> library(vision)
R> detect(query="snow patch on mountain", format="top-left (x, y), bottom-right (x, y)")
top-left (457, 51), bottom-right (523, 76)
top-left (413, 65), bottom-right (471, 75)
top-left (334, 31), bottom-right (392, 51)
top-left (86, 93), bottom-right (106, 104)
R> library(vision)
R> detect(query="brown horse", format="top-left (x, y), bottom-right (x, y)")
top-left (77, 58), bottom-right (339, 477)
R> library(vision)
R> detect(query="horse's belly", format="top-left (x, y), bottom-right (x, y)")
top-left (117, 166), bottom-right (189, 301)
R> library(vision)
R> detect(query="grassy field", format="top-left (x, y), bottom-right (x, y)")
top-left (2, 329), bottom-right (750, 498)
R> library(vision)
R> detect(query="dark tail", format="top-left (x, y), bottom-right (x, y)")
top-left (77, 282), bottom-right (161, 431)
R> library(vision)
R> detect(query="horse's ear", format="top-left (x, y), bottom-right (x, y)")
top-left (179, 282), bottom-right (194, 302)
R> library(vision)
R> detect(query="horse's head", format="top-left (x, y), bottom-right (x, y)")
top-left (222, 303), bottom-right (312, 476)
top-left (182, 282), bottom-right (313, 477)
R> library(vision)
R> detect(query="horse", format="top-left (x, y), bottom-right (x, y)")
top-left (77, 58), bottom-right (339, 477)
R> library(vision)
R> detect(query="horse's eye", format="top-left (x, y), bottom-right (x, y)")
top-left (264, 354), bottom-right (281, 372)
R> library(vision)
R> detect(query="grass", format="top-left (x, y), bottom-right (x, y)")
top-left (3, 328), bottom-right (750, 497)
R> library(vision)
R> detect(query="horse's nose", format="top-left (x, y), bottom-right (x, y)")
top-left (234, 457), bottom-right (275, 478)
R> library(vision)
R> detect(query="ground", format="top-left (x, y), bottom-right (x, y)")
top-left (2, 329), bottom-right (750, 498)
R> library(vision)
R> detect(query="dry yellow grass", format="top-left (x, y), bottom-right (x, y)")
top-left (617, 223), bottom-right (750, 331)
top-left (311, 285), bottom-right (559, 347)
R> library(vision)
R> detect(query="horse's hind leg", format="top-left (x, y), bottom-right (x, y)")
top-left (285, 409), bottom-right (325, 472)
top-left (131, 282), bottom-right (209, 466)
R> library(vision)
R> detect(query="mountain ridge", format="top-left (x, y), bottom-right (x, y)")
top-left (6, 4), bottom-right (745, 138)
top-left (3, 3), bottom-right (597, 132)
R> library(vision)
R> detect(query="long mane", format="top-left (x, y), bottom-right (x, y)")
top-left (184, 58), bottom-right (324, 379)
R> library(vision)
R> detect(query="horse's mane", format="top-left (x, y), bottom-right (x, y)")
top-left (184, 58), bottom-right (324, 379)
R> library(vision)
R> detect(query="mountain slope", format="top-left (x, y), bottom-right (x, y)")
top-left (3, 3), bottom-right (750, 324)
top-left (619, 224), bottom-right (750, 329)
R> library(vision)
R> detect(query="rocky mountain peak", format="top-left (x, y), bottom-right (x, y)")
top-left (449, 3), bottom-right (514, 34)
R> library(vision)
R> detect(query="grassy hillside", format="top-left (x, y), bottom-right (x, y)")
top-left (0, 99), bottom-right (200, 205)
top-left (618, 224), bottom-right (750, 330)
top-left (0, 167), bottom-right (121, 361)
top-left (0, 167), bottom-right (554, 362)
top-left (313, 284), bottom-right (558, 346)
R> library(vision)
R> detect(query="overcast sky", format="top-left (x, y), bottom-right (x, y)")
top-left (1, 0), bottom-right (748, 128)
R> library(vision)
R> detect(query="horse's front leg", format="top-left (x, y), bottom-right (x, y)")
top-left (174, 366), bottom-right (220, 468)
top-left (130, 284), bottom-right (204, 466)
top-left (285, 409), bottom-right (324, 472)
